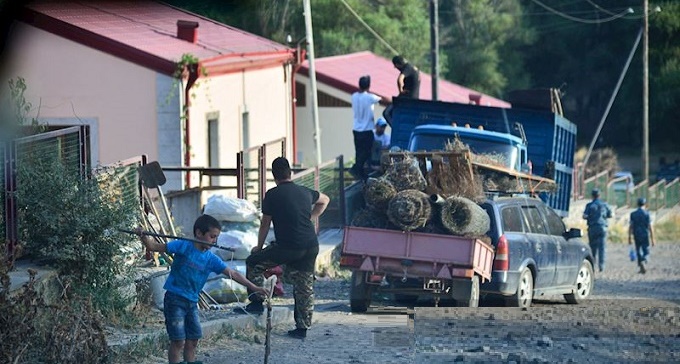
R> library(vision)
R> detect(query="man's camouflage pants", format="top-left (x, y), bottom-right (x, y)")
top-left (245, 243), bottom-right (318, 329)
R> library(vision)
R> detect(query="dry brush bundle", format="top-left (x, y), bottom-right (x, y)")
top-left (363, 177), bottom-right (397, 211)
top-left (439, 196), bottom-right (490, 237)
top-left (385, 155), bottom-right (427, 192)
top-left (387, 189), bottom-right (432, 231)
top-left (426, 154), bottom-right (485, 201)
top-left (351, 208), bottom-right (390, 229)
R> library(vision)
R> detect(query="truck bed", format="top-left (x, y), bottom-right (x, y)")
top-left (342, 226), bottom-right (494, 282)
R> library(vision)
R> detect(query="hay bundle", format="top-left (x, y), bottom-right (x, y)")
top-left (439, 196), bottom-right (490, 237)
top-left (385, 155), bottom-right (427, 192)
top-left (351, 208), bottom-right (390, 229)
top-left (364, 177), bottom-right (397, 211)
top-left (387, 190), bottom-right (432, 231)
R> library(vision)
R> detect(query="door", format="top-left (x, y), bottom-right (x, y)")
top-left (499, 205), bottom-right (531, 273)
top-left (520, 205), bottom-right (557, 289)
top-left (540, 204), bottom-right (580, 286)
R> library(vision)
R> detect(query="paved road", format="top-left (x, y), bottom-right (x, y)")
top-left (142, 242), bottom-right (679, 364)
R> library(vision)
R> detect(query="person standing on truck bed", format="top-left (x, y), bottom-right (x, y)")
top-left (235, 157), bottom-right (330, 340)
top-left (629, 197), bottom-right (655, 274)
top-left (392, 55), bottom-right (421, 99)
top-left (350, 75), bottom-right (382, 180)
top-left (583, 188), bottom-right (612, 272)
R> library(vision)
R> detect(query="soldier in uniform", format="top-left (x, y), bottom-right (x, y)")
top-left (629, 197), bottom-right (655, 274)
top-left (235, 157), bottom-right (330, 339)
top-left (583, 188), bottom-right (612, 272)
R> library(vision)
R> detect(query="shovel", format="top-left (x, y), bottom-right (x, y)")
top-left (138, 161), bottom-right (176, 235)
top-left (263, 275), bottom-right (277, 364)
top-left (119, 229), bottom-right (235, 252)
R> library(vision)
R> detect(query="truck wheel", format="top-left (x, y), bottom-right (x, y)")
top-left (350, 271), bottom-right (372, 313)
top-left (506, 268), bottom-right (533, 308)
top-left (564, 260), bottom-right (594, 304)
top-left (451, 275), bottom-right (480, 307)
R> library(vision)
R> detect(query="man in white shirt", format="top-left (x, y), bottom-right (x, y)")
top-left (350, 75), bottom-right (382, 180)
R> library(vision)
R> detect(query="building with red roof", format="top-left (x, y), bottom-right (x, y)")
top-left (1, 1), bottom-right (295, 191)
top-left (295, 51), bottom-right (510, 166)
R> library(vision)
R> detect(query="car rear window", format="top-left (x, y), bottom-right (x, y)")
top-left (501, 206), bottom-right (525, 233)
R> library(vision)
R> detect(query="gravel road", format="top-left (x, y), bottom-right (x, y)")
top-left (138, 242), bottom-right (680, 364)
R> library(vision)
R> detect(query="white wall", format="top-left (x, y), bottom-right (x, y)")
top-left (295, 74), bottom-right (386, 167)
top-left (1, 23), bottom-right (159, 166)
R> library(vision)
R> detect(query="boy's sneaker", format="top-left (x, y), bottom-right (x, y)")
top-left (233, 301), bottom-right (264, 315)
top-left (287, 328), bottom-right (307, 339)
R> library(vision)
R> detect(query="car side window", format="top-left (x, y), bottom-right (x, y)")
top-left (501, 206), bottom-right (525, 233)
top-left (541, 205), bottom-right (566, 236)
top-left (521, 205), bottom-right (547, 234)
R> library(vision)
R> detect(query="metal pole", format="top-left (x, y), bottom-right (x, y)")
top-left (583, 27), bottom-right (642, 172)
top-left (642, 0), bottom-right (649, 183)
top-left (430, 0), bottom-right (439, 101)
top-left (303, 0), bottom-right (322, 166)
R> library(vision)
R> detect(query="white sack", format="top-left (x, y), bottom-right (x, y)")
top-left (203, 194), bottom-right (260, 222)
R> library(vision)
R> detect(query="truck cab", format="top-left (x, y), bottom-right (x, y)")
top-left (409, 124), bottom-right (528, 172)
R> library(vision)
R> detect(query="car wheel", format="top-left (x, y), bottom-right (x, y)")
top-left (564, 260), bottom-right (594, 304)
top-left (506, 268), bottom-right (533, 308)
top-left (350, 271), bottom-right (372, 313)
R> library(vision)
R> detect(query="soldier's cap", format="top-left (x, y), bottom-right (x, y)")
top-left (638, 197), bottom-right (646, 206)
top-left (376, 117), bottom-right (387, 127)
top-left (591, 188), bottom-right (600, 196)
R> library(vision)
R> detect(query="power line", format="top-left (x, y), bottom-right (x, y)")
top-left (338, 0), bottom-right (399, 56)
top-left (530, 0), bottom-right (633, 24)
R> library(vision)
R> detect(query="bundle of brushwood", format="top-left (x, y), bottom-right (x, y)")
top-left (435, 195), bottom-right (490, 237)
top-left (350, 208), bottom-right (391, 229)
top-left (426, 153), bottom-right (485, 202)
top-left (387, 189), bottom-right (432, 231)
top-left (364, 177), bottom-right (397, 211)
top-left (384, 154), bottom-right (427, 192)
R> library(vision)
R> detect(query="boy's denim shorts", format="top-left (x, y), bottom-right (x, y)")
top-left (164, 291), bottom-right (202, 341)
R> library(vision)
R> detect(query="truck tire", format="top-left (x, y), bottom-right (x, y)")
top-left (451, 275), bottom-right (480, 307)
top-left (564, 260), bottom-right (594, 304)
top-left (350, 271), bottom-right (372, 313)
top-left (506, 267), bottom-right (533, 308)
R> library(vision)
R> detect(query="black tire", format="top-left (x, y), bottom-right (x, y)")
top-left (564, 260), bottom-right (594, 304)
top-left (506, 268), bottom-right (533, 308)
top-left (350, 271), bottom-right (372, 313)
top-left (452, 275), bottom-right (480, 307)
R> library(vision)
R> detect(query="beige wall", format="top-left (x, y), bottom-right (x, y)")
top-left (187, 66), bottom-right (293, 187)
top-left (295, 74), bottom-right (386, 167)
top-left (1, 23), bottom-right (159, 166)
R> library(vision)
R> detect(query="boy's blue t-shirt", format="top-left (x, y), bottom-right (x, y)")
top-left (163, 240), bottom-right (227, 303)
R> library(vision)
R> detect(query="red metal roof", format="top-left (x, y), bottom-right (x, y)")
top-left (19, 1), bottom-right (294, 76)
top-left (298, 51), bottom-right (510, 108)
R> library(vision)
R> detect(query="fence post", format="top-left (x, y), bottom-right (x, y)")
top-left (338, 155), bottom-right (346, 227)
top-left (236, 151), bottom-right (245, 199)
top-left (4, 141), bottom-right (18, 262)
top-left (259, 145), bottom-right (266, 207)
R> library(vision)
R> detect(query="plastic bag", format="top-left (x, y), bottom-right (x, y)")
top-left (203, 194), bottom-right (260, 222)
top-left (629, 246), bottom-right (637, 261)
top-left (211, 230), bottom-right (258, 260)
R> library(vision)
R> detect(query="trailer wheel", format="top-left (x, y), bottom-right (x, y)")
top-left (350, 271), bottom-right (372, 313)
top-left (451, 275), bottom-right (480, 307)
top-left (506, 267), bottom-right (533, 308)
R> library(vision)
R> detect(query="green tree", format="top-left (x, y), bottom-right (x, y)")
top-left (438, 0), bottom-right (534, 97)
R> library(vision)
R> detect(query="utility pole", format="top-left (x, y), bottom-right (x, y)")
top-left (430, 0), bottom-right (439, 101)
top-left (303, 0), bottom-right (322, 166)
top-left (642, 0), bottom-right (649, 183)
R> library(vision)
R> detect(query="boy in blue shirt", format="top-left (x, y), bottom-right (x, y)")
top-left (629, 198), bottom-right (655, 274)
top-left (140, 214), bottom-right (266, 364)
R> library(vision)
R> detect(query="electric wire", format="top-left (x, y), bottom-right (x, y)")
top-left (530, 0), bottom-right (633, 24)
top-left (338, 0), bottom-right (400, 55)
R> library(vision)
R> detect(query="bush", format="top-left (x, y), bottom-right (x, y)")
top-left (16, 153), bottom-right (139, 315)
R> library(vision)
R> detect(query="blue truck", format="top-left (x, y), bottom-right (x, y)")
top-left (389, 97), bottom-right (577, 216)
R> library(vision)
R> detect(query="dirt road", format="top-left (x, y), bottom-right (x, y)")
top-left (145, 242), bottom-right (680, 363)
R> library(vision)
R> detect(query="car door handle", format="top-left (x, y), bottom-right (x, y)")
top-left (556, 242), bottom-right (562, 254)
top-left (535, 242), bottom-right (542, 253)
